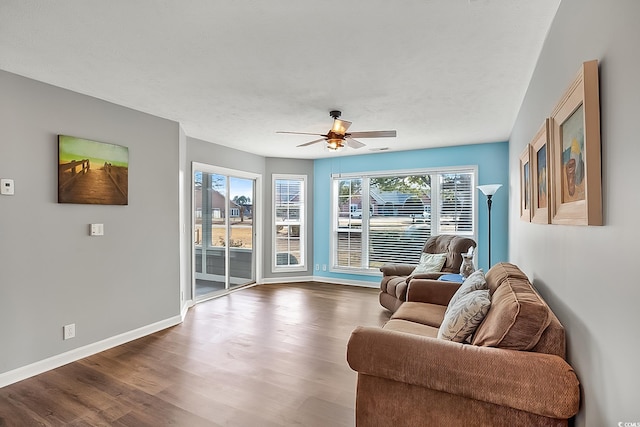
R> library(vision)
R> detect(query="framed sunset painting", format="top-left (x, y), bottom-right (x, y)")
top-left (58, 135), bottom-right (129, 205)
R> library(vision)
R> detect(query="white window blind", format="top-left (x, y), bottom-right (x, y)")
top-left (273, 175), bottom-right (306, 270)
top-left (368, 174), bottom-right (432, 267)
top-left (438, 173), bottom-right (474, 235)
top-left (335, 178), bottom-right (363, 269)
top-left (331, 168), bottom-right (476, 273)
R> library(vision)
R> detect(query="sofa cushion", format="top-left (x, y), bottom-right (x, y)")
top-left (445, 269), bottom-right (487, 316)
top-left (485, 262), bottom-right (529, 296)
top-left (412, 252), bottom-right (447, 275)
top-left (391, 302), bottom-right (447, 328)
top-left (472, 277), bottom-right (551, 351)
top-left (381, 275), bottom-right (410, 300)
top-left (438, 290), bottom-right (491, 342)
top-left (383, 319), bottom-right (439, 338)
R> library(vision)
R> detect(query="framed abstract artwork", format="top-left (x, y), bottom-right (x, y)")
top-left (550, 60), bottom-right (602, 225)
top-left (58, 135), bottom-right (129, 205)
top-left (519, 144), bottom-right (531, 222)
top-left (531, 120), bottom-right (550, 224)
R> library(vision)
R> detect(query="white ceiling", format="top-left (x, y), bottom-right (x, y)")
top-left (1, 1), bottom-right (560, 159)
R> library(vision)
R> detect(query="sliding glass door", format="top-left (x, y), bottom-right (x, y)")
top-left (193, 164), bottom-right (257, 301)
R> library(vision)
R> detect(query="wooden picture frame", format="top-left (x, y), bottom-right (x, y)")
top-left (531, 120), bottom-right (550, 224)
top-left (550, 60), bottom-right (602, 225)
top-left (58, 135), bottom-right (129, 205)
top-left (519, 144), bottom-right (531, 222)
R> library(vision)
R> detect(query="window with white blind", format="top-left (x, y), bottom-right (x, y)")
top-left (273, 175), bottom-right (306, 271)
top-left (331, 168), bottom-right (476, 273)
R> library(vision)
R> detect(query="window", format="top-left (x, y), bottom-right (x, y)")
top-left (331, 168), bottom-right (476, 273)
top-left (273, 175), bottom-right (306, 271)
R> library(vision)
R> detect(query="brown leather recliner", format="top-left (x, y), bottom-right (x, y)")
top-left (379, 234), bottom-right (477, 312)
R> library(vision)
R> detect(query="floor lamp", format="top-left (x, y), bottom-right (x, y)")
top-left (477, 184), bottom-right (502, 269)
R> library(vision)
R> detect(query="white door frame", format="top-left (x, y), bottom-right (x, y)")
top-left (191, 162), bottom-right (262, 300)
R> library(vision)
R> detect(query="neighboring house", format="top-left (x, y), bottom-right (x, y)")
top-left (193, 187), bottom-right (243, 219)
top-left (274, 183), bottom-right (301, 221)
top-left (370, 189), bottom-right (428, 217)
top-left (344, 189), bottom-right (430, 217)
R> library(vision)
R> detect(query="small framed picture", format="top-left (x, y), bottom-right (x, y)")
top-left (531, 120), bottom-right (550, 224)
top-left (550, 60), bottom-right (602, 225)
top-left (519, 145), bottom-right (531, 222)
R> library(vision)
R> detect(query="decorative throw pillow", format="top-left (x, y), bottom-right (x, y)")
top-left (411, 253), bottom-right (447, 275)
top-left (438, 289), bottom-right (491, 342)
top-left (445, 269), bottom-right (487, 316)
top-left (471, 277), bottom-right (551, 350)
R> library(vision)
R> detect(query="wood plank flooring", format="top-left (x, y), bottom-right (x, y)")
top-left (0, 282), bottom-right (390, 426)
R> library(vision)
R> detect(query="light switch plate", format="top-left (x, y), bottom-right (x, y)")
top-left (1, 179), bottom-right (14, 195)
top-left (90, 224), bottom-right (104, 236)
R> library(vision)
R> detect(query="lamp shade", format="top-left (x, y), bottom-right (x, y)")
top-left (477, 184), bottom-right (502, 196)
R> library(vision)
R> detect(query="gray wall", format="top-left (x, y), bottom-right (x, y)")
top-left (509, 0), bottom-right (640, 424)
top-left (0, 71), bottom-right (181, 373)
top-left (187, 137), bottom-right (267, 177)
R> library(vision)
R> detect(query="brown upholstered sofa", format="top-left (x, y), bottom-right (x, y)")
top-left (379, 234), bottom-right (476, 313)
top-left (348, 262), bottom-right (580, 427)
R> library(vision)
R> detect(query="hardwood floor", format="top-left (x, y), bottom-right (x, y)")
top-left (0, 282), bottom-right (390, 426)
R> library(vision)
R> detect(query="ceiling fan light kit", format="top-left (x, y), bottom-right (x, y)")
top-left (276, 110), bottom-right (397, 152)
top-left (327, 139), bottom-right (343, 151)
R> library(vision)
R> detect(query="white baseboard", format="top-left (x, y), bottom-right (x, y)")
top-left (181, 299), bottom-right (194, 321)
top-left (260, 275), bottom-right (379, 289)
top-left (0, 315), bottom-right (182, 388)
top-left (311, 275), bottom-right (379, 288)
top-left (260, 275), bottom-right (315, 284)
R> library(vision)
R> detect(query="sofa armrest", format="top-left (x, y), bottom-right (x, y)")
top-left (406, 272), bottom-right (445, 281)
top-left (407, 271), bottom-right (447, 283)
top-left (347, 326), bottom-right (580, 419)
top-left (379, 263), bottom-right (415, 277)
top-left (406, 279), bottom-right (461, 306)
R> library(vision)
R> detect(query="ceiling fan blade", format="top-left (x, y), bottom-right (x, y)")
top-left (331, 119), bottom-right (352, 134)
top-left (277, 131), bottom-right (326, 136)
top-left (346, 138), bottom-right (366, 149)
top-left (297, 138), bottom-right (327, 147)
top-left (347, 130), bottom-right (397, 139)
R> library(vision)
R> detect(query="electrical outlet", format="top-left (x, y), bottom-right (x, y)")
top-left (322, 264), bottom-right (327, 271)
top-left (315, 264), bottom-right (320, 271)
top-left (63, 323), bottom-right (76, 340)
top-left (1, 179), bottom-right (15, 195)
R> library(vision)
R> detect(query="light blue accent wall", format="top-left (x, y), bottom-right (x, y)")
top-left (313, 142), bottom-right (509, 282)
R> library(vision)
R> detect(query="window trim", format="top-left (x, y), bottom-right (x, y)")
top-left (330, 166), bottom-right (478, 275)
top-left (272, 174), bottom-right (307, 273)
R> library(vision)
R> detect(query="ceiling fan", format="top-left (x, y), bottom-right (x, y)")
top-left (277, 110), bottom-right (397, 151)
